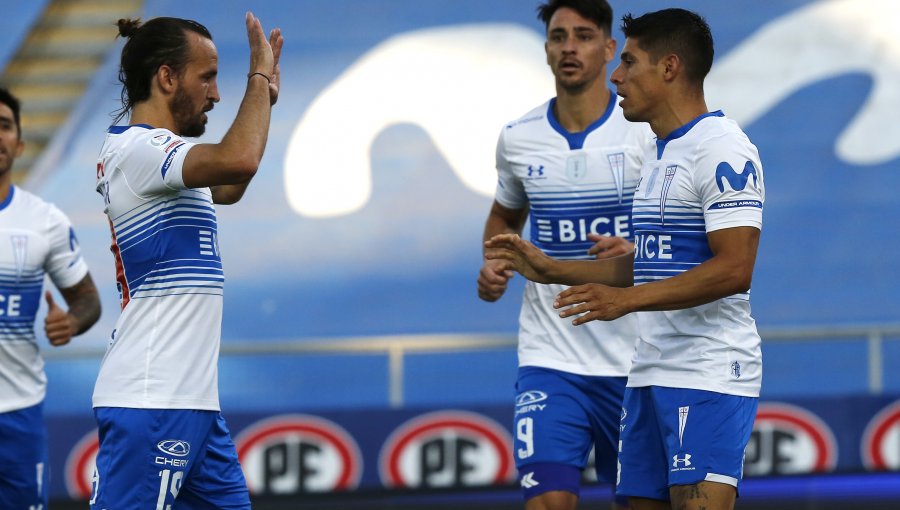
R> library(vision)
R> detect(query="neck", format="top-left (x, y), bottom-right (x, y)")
top-left (554, 80), bottom-right (610, 133)
top-left (130, 98), bottom-right (178, 133)
top-left (0, 173), bottom-right (11, 204)
top-left (649, 88), bottom-right (709, 139)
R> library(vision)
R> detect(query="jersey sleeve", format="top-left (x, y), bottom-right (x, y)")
top-left (119, 129), bottom-right (197, 196)
top-left (493, 127), bottom-right (527, 209)
top-left (693, 131), bottom-right (765, 233)
top-left (43, 204), bottom-right (89, 290)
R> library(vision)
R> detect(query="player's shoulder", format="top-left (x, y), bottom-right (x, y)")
top-left (694, 113), bottom-right (752, 144)
top-left (500, 100), bottom-right (552, 137)
top-left (105, 124), bottom-right (183, 151)
top-left (7, 186), bottom-right (68, 228)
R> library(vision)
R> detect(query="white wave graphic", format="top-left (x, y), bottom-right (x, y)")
top-left (283, 23), bottom-right (553, 218)
top-left (286, 2), bottom-right (900, 218)
top-left (706, 0), bottom-right (900, 165)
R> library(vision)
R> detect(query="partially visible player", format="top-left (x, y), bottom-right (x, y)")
top-left (0, 86), bottom-right (101, 509)
top-left (90, 13), bottom-right (282, 509)
top-left (477, 1), bottom-right (651, 509)
top-left (486, 8), bottom-right (765, 510)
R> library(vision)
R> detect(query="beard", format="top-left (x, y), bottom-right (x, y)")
top-left (171, 87), bottom-right (207, 138)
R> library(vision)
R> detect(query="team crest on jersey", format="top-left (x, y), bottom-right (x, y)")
top-left (607, 152), bottom-right (625, 203)
top-left (660, 165), bottom-right (678, 225)
top-left (566, 155), bottom-right (586, 181)
top-left (11, 235), bottom-right (27, 283)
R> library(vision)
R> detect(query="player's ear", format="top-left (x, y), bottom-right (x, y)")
top-left (14, 139), bottom-right (23, 158)
top-left (156, 64), bottom-right (178, 95)
top-left (604, 36), bottom-right (617, 63)
top-left (660, 53), bottom-right (680, 82)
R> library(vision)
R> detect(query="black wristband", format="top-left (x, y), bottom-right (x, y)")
top-left (247, 72), bottom-right (271, 84)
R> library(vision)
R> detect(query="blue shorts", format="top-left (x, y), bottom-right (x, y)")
top-left (616, 386), bottom-right (758, 501)
top-left (91, 408), bottom-right (250, 510)
top-left (0, 402), bottom-right (49, 509)
top-left (513, 366), bottom-right (627, 500)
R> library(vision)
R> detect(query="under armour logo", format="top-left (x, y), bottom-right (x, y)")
top-left (527, 165), bottom-right (544, 177)
top-left (520, 472), bottom-right (540, 488)
top-left (673, 454), bottom-right (692, 467)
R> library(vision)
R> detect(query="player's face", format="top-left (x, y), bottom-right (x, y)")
top-left (0, 102), bottom-right (23, 177)
top-left (172, 34), bottom-right (220, 138)
top-left (545, 8), bottom-right (615, 94)
top-left (610, 38), bottom-right (664, 123)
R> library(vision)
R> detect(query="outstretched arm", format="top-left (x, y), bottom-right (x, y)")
top-left (555, 226), bottom-right (760, 324)
top-left (478, 201), bottom-right (528, 302)
top-left (44, 273), bottom-right (101, 346)
top-left (484, 233), bottom-right (634, 287)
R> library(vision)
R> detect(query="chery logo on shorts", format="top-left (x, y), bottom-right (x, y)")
top-left (515, 391), bottom-right (548, 406)
top-left (157, 439), bottom-right (191, 457)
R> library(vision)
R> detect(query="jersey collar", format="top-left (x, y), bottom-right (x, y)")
top-left (107, 124), bottom-right (154, 134)
top-left (0, 184), bottom-right (14, 212)
top-left (656, 110), bottom-right (724, 159)
top-left (547, 89), bottom-right (617, 151)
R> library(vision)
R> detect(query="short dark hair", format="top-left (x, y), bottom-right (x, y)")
top-left (537, 0), bottom-right (613, 36)
top-left (0, 87), bottom-right (22, 136)
top-left (114, 17), bottom-right (212, 123)
top-left (621, 8), bottom-right (714, 84)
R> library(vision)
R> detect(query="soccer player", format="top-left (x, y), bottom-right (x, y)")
top-left (89, 13), bottom-right (282, 508)
top-left (0, 86), bottom-right (101, 509)
top-left (476, 1), bottom-right (651, 509)
top-left (485, 8), bottom-right (764, 510)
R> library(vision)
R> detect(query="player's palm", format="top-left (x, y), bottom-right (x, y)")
top-left (484, 234), bottom-right (555, 284)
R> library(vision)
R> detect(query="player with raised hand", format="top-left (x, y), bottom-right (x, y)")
top-left (90, 12), bottom-right (282, 509)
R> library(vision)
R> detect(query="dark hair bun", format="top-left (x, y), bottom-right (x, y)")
top-left (117, 18), bottom-right (142, 38)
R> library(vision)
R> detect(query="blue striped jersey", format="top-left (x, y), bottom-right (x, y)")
top-left (628, 111), bottom-right (764, 397)
top-left (92, 125), bottom-right (223, 410)
top-left (494, 93), bottom-right (653, 376)
top-left (0, 185), bottom-right (88, 412)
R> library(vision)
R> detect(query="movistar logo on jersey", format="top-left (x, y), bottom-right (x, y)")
top-left (715, 161), bottom-right (758, 192)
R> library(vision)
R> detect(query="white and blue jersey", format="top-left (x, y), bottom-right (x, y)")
top-left (495, 93), bottom-right (652, 376)
top-left (93, 125), bottom-right (224, 410)
top-left (0, 185), bottom-right (88, 413)
top-left (628, 111), bottom-right (765, 397)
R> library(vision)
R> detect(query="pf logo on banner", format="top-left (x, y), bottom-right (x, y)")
top-left (64, 429), bottom-right (100, 500)
top-left (862, 399), bottom-right (900, 470)
top-left (379, 410), bottom-right (514, 489)
top-left (235, 415), bottom-right (363, 494)
top-left (744, 403), bottom-right (837, 476)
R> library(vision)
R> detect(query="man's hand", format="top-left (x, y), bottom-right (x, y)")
top-left (44, 291), bottom-right (77, 346)
top-left (478, 258), bottom-right (514, 302)
top-left (554, 284), bottom-right (632, 325)
top-left (245, 12), bottom-right (283, 105)
top-left (587, 234), bottom-right (633, 259)
top-left (484, 234), bottom-right (556, 284)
